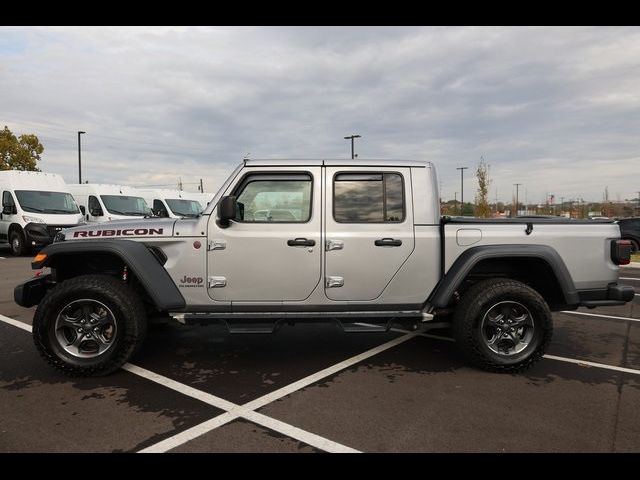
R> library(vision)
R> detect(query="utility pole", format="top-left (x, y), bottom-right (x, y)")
top-left (344, 134), bottom-right (361, 159)
top-left (199, 178), bottom-right (204, 193)
top-left (513, 183), bottom-right (522, 218)
top-left (454, 192), bottom-right (458, 215)
top-left (456, 167), bottom-right (468, 216)
top-left (77, 131), bottom-right (86, 184)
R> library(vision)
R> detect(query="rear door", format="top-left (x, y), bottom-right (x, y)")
top-left (324, 167), bottom-right (415, 301)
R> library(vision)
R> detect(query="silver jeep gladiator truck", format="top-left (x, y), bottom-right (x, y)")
top-left (14, 159), bottom-right (635, 376)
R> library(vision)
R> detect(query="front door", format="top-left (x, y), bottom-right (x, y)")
top-left (324, 167), bottom-right (415, 301)
top-left (207, 166), bottom-right (322, 302)
top-left (0, 191), bottom-right (18, 243)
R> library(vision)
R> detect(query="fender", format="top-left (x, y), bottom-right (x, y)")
top-left (428, 244), bottom-right (579, 308)
top-left (31, 240), bottom-right (186, 310)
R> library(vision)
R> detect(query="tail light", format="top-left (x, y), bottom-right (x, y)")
top-left (611, 239), bottom-right (632, 265)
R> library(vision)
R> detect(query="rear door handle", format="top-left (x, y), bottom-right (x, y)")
top-left (287, 238), bottom-right (316, 247)
top-left (374, 238), bottom-right (402, 247)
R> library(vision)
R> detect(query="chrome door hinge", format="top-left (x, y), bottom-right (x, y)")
top-left (208, 239), bottom-right (227, 251)
top-left (325, 239), bottom-right (344, 251)
top-left (326, 276), bottom-right (344, 288)
top-left (208, 276), bottom-right (227, 288)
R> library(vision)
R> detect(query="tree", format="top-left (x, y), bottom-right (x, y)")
top-left (475, 156), bottom-right (491, 218)
top-left (0, 126), bottom-right (43, 171)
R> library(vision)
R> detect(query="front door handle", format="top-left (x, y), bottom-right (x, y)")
top-left (374, 238), bottom-right (402, 247)
top-left (287, 238), bottom-right (316, 247)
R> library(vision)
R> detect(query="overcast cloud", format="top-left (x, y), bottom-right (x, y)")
top-left (1, 26), bottom-right (639, 203)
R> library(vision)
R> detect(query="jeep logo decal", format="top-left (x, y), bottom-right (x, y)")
top-left (179, 276), bottom-right (204, 288)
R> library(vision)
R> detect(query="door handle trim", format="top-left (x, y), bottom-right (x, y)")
top-left (374, 238), bottom-right (402, 247)
top-left (287, 238), bottom-right (316, 247)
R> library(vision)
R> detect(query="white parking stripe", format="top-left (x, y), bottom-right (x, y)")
top-left (243, 331), bottom-right (418, 411)
top-left (0, 314), bottom-right (32, 332)
top-left (560, 310), bottom-right (640, 323)
top-left (0, 313), bottom-right (362, 453)
top-left (620, 277), bottom-right (640, 281)
top-left (544, 355), bottom-right (640, 375)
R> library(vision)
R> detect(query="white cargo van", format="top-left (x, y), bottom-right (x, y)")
top-left (67, 184), bottom-right (152, 224)
top-left (0, 171), bottom-right (84, 255)
top-left (137, 189), bottom-right (212, 218)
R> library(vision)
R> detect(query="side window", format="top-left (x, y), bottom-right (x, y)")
top-left (233, 173), bottom-right (312, 223)
top-left (333, 172), bottom-right (405, 223)
top-left (153, 199), bottom-right (168, 217)
top-left (3, 191), bottom-right (15, 207)
top-left (88, 195), bottom-right (103, 215)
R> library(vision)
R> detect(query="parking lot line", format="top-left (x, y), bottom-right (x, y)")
top-left (620, 277), bottom-right (639, 281)
top-left (560, 310), bottom-right (640, 323)
top-left (544, 354), bottom-right (640, 375)
top-left (0, 313), bottom-right (32, 332)
top-left (0, 313), bottom-right (364, 453)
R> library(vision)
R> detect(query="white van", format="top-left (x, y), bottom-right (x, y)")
top-left (0, 171), bottom-right (84, 255)
top-left (67, 184), bottom-right (152, 224)
top-left (137, 189), bottom-right (212, 218)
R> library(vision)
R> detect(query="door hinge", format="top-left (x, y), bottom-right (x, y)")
top-left (208, 276), bottom-right (227, 288)
top-left (208, 239), bottom-right (227, 251)
top-left (326, 276), bottom-right (344, 288)
top-left (326, 239), bottom-right (344, 251)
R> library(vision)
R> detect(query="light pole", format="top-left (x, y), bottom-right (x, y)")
top-left (454, 192), bottom-right (458, 215)
top-left (77, 131), bottom-right (86, 184)
top-left (344, 134), bottom-right (361, 159)
top-left (456, 167), bottom-right (468, 216)
top-left (513, 183), bottom-right (522, 218)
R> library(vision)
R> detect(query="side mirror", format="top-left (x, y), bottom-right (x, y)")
top-left (90, 208), bottom-right (103, 217)
top-left (217, 196), bottom-right (237, 228)
top-left (2, 205), bottom-right (14, 215)
top-left (79, 205), bottom-right (86, 215)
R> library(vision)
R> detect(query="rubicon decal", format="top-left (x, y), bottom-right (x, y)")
top-left (72, 228), bottom-right (164, 238)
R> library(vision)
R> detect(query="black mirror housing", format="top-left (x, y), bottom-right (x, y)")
top-left (2, 205), bottom-right (15, 215)
top-left (79, 205), bottom-right (86, 215)
top-left (90, 208), bottom-right (103, 217)
top-left (217, 196), bottom-right (237, 228)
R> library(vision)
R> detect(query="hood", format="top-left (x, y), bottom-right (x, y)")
top-left (21, 212), bottom-right (85, 226)
top-left (60, 218), bottom-right (177, 241)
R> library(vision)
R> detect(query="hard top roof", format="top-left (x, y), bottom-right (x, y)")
top-left (243, 158), bottom-right (433, 168)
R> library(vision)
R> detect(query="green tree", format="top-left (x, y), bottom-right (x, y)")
top-left (475, 156), bottom-right (491, 218)
top-left (0, 126), bottom-right (43, 171)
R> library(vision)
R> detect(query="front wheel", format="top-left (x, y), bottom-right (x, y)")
top-left (9, 230), bottom-right (27, 256)
top-left (32, 274), bottom-right (147, 376)
top-left (453, 278), bottom-right (553, 373)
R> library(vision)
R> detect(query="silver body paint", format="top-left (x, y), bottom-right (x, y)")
top-left (59, 159), bottom-right (623, 312)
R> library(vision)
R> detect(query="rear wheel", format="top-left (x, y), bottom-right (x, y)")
top-left (33, 274), bottom-right (147, 376)
top-left (453, 278), bottom-right (552, 373)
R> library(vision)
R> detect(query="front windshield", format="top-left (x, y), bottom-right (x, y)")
top-left (15, 190), bottom-right (80, 214)
top-left (166, 199), bottom-right (203, 217)
top-left (100, 195), bottom-right (149, 216)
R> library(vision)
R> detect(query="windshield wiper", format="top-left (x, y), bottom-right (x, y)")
top-left (44, 209), bottom-right (77, 214)
top-left (21, 206), bottom-right (46, 212)
top-left (124, 211), bottom-right (146, 216)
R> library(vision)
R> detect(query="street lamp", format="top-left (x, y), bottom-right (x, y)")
top-left (513, 183), bottom-right (522, 218)
top-left (456, 167), bottom-right (468, 216)
top-left (344, 134), bottom-right (361, 159)
top-left (78, 131), bottom-right (86, 184)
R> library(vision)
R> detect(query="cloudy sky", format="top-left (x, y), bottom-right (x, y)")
top-left (1, 26), bottom-right (639, 204)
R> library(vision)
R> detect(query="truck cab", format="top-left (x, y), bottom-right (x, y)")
top-left (0, 170), bottom-right (84, 255)
top-left (67, 184), bottom-right (152, 224)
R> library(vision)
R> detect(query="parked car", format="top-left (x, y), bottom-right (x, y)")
top-left (15, 159), bottom-right (634, 376)
top-left (0, 170), bottom-right (84, 255)
top-left (617, 217), bottom-right (640, 253)
top-left (137, 188), bottom-right (210, 219)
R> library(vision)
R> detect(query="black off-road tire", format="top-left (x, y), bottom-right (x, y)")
top-left (32, 274), bottom-right (147, 376)
top-left (9, 230), bottom-right (27, 256)
top-left (452, 278), bottom-right (553, 373)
